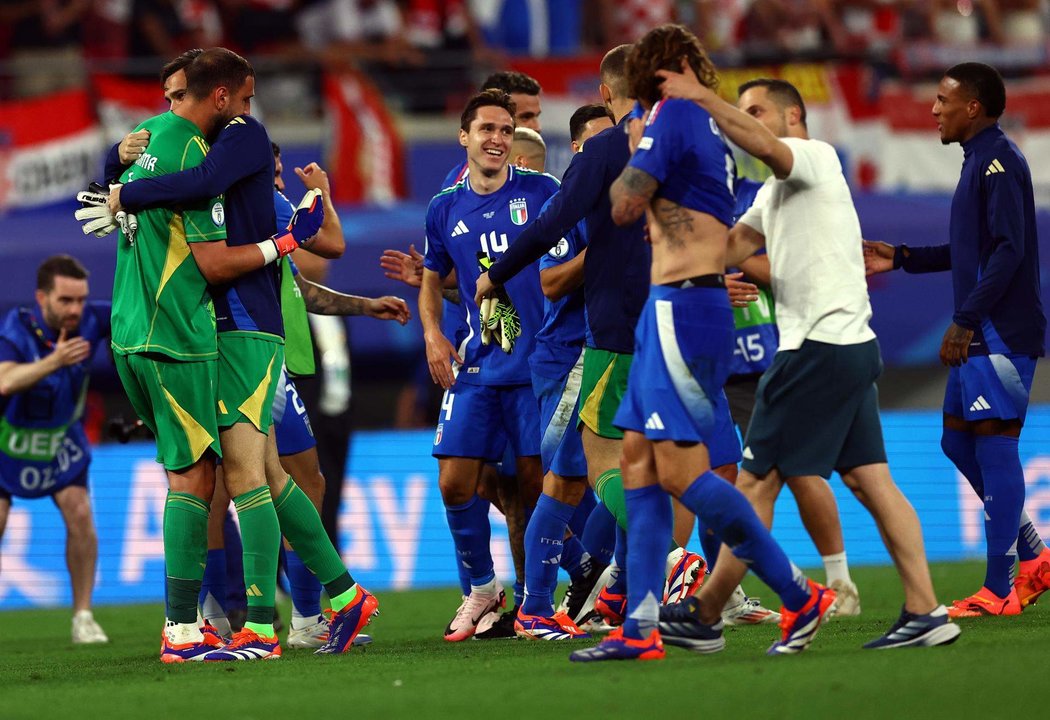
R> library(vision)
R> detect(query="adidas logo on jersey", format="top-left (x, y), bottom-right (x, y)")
top-left (985, 159), bottom-right (1006, 176)
top-left (644, 413), bottom-right (665, 430)
top-left (451, 220), bottom-right (469, 236)
top-left (969, 395), bottom-right (992, 412)
top-left (743, 446), bottom-right (754, 460)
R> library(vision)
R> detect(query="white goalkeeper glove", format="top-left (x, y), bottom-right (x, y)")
top-left (74, 183), bottom-right (117, 238)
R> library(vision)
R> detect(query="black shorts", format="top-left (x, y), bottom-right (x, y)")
top-left (725, 373), bottom-right (762, 435)
top-left (0, 467), bottom-right (89, 503)
top-left (742, 339), bottom-right (887, 479)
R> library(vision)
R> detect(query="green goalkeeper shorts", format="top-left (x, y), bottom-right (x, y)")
top-left (216, 332), bottom-right (285, 432)
top-left (114, 353), bottom-right (221, 471)
top-left (577, 347), bottom-right (633, 439)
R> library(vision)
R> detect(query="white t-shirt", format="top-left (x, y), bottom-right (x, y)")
top-left (738, 137), bottom-right (876, 351)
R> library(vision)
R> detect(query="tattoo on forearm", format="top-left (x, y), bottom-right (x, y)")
top-left (612, 168), bottom-right (659, 223)
top-left (303, 282), bottom-right (366, 315)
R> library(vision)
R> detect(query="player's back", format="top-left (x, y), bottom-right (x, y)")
top-left (572, 120), bottom-right (650, 353)
top-left (113, 112), bottom-right (226, 361)
top-left (629, 99), bottom-right (736, 284)
top-left (208, 115), bottom-right (284, 339)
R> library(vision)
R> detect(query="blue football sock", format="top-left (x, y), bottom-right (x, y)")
top-left (680, 471), bottom-right (810, 611)
top-left (222, 510), bottom-right (247, 614)
top-left (455, 551), bottom-right (471, 596)
top-left (975, 435), bottom-right (1025, 596)
top-left (568, 490), bottom-right (597, 538)
top-left (513, 580), bottom-right (524, 609)
top-left (622, 485), bottom-right (672, 639)
top-left (581, 502), bottom-right (616, 567)
top-left (696, 517), bottom-right (722, 572)
top-left (560, 535), bottom-right (589, 581)
top-left (522, 494), bottom-right (576, 615)
top-left (199, 548), bottom-right (228, 617)
top-left (445, 494), bottom-right (495, 587)
top-left (609, 525), bottom-right (628, 595)
top-left (285, 548), bottom-right (322, 619)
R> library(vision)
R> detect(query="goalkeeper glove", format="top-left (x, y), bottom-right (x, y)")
top-left (268, 189), bottom-right (324, 258)
top-left (493, 295), bottom-right (521, 353)
top-left (75, 183), bottom-right (118, 238)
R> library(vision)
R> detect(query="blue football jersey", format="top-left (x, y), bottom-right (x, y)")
top-left (0, 302), bottom-right (110, 498)
top-left (629, 98), bottom-right (736, 227)
top-left (424, 166), bottom-right (560, 385)
top-left (531, 203), bottom-right (587, 380)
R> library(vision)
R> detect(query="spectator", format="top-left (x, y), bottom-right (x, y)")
top-left (126, 0), bottom-right (219, 62)
top-left (0, 0), bottom-right (90, 97)
top-left (822, 0), bottom-right (903, 54)
top-left (219, 0), bottom-right (302, 55)
top-left (740, 0), bottom-right (831, 54)
top-left (983, 0), bottom-right (1046, 46)
top-left (926, 0), bottom-right (982, 45)
top-left (297, 0), bottom-right (425, 67)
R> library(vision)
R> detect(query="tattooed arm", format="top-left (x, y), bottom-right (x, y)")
top-left (610, 167), bottom-right (658, 226)
top-left (294, 274), bottom-right (411, 323)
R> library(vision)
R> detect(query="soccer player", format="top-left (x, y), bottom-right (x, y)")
top-left (0, 256), bottom-right (109, 644)
top-left (656, 61), bottom-right (961, 649)
top-left (570, 25), bottom-right (836, 662)
top-left (420, 89), bottom-right (559, 641)
top-left (109, 48), bottom-right (377, 660)
top-left (865, 62), bottom-right (1050, 617)
top-left (515, 104), bottom-right (614, 640)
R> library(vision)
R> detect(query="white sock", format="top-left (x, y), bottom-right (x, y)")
top-left (165, 620), bottom-right (204, 644)
top-left (822, 552), bottom-right (852, 585)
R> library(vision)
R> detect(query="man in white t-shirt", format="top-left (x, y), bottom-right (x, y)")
top-left (655, 70), bottom-right (960, 650)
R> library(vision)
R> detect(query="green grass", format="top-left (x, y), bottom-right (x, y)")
top-left (1, 560), bottom-right (1047, 720)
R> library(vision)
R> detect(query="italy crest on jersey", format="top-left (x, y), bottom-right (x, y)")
top-left (509, 198), bottom-right (528, 226)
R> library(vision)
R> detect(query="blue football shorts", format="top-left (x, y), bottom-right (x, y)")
top-left (943, 353), bottom-right (1037, 423)
top-left (614, 282), bottom-right (741, 467)
top-left (432, 380), bottom-right (540, 460)
top-left (532, 352), bottom-right (587, 478)
top-left (273, 365), bottom-right (316, 457)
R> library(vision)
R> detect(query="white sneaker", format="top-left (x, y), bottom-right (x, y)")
top-left (444, 581), bottom-right (506, 642)
top-left (828, 579), bottom-right (862, 617)
top-left (72, 610), bottom-right (109, 644)
top-left (288, 614), bottom-right (330, 648)
top-left (721, 586), bottom-right (781, 626)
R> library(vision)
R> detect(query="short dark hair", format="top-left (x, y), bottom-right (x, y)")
top-left (569, 103), bottom-right (613, 142)
top-left (628, 25), bottom-right (718, 107)
top-left (160, 48), bottom-right (204, 84)
top-left (185, 47), bottom-right (254, 101)
top-left (37, 255), bottom-right (88, 292)
top-left (460, 89), bottom-right (517, 132)
top-left (271, 141), bottom-right (281, 158)
top-left (945, 62), bottom-right (1006, 118)
top-left (600, 44), bottom-right (632, 100)
top-left (480, 71), bottom-right (541, 96)
top-left (738, 78), bottom-right (808, 127)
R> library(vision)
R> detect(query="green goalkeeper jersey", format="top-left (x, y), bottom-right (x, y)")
top-left (111, 112), bottom-right (227, 361)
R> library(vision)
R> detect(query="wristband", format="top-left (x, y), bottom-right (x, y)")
top-left (257, 238), bottom-right (280, 264)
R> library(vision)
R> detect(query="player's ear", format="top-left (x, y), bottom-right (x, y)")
top-left (571, 140), bottom-right (581, 153)
top-left (35, 288), bottom-right (47, 309)
top-left (458, 128), bottom-right (469, 148)
top-left (599, 83), bottom-right (611, 107)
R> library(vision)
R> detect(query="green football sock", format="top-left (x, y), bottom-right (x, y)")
top-left (595, 468), bottom-right (628, 532)
top-left (163, 491), bottom-right (209, 624)
top-left (233, 485), bottom-right (280, 634)
top-left (273, 478), bottom-right (357, 607)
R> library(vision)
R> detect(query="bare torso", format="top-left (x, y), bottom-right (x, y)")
top-left (646, 197), bottom-right (728, 285)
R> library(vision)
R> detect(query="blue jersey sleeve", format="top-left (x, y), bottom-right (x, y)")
top-left (441, 161), bottom-right (468, 189)
top-left (488, 145), bottom-right (605, 285)
top-left (627, 99), bottom-right (683, 184)
top-left (953, 158), bottom-right (1029, 330)
top-left (423, 198), bottom-right (453, 278)
top-left (120, 115), bottom-right (271, 211)
top-left (88, 301), bottom-right (112, 340)
top-left (901, 244), bottom-right (952, 273)
top-left (0, 336), bottom-right (22, 363)
top-left (539, 219), bottom-right (585, 272)
top-left (103, 142), bottom-right (126, 185)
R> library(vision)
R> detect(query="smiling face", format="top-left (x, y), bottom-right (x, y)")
top-left (460, 105), bottom-right (515, 178)
top-left (933, 76), bottom-right (978, 145)
top-left (510, 92), bottom-right (542, 132)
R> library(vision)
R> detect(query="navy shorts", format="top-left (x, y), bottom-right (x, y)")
top-left (273, 366), bottom-right (316, 457)
top-left (614, 283), bottom-right (741, 466)
top-left (943, 353), bottom-right (1036, 423)
top-left (432, 381), bottom-right (540, 460)
top-left (532, 353), bottom-right (587, 478)
top-left (743, 339), bottom-right (887, 479)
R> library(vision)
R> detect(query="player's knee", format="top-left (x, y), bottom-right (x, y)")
top-left (439, 475), bottom-right (476, 506)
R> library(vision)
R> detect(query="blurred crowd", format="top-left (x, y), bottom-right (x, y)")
top-left (1, 1), bottom-right (1047, 101)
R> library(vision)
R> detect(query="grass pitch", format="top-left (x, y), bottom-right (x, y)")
top-left (1, 560), bottom-right (1046, 720)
